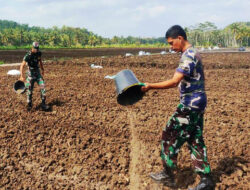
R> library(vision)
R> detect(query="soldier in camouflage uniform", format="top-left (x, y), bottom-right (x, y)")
top-left (141, 25), bottom-right (215, 190)
top-left (20, 42), bottom-right (49, 111)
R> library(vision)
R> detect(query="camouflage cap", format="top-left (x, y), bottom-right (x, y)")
top-left (32, 42), bottom-right (39, 49)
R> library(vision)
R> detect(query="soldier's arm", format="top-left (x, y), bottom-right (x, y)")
top-left (141, 71), bottom-right (184, 92)
top-left (20, 61), bottom-right (27, 81)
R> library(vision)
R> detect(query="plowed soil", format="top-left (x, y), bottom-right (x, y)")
top-left (0, 51), bottom-right (249, 190)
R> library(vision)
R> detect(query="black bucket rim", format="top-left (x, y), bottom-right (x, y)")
top-left (118, 82), bottom-right (145, 95)
top-left (13, 80), bottom-right (26, 94)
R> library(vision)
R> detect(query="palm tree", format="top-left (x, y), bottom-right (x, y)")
top-left (229, 23), bottom-right (240, 47)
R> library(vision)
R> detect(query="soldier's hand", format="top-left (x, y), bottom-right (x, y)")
top-left (141, 83), bottom-right (151, 92)
top-left (19, 76), bottom-right (25, 82)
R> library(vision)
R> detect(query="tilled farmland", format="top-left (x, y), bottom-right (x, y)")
top-left (0, 51), bottom-right (249, 190)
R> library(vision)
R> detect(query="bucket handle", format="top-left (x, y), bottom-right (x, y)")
top-left (138, 82), bottom-right (145, 86)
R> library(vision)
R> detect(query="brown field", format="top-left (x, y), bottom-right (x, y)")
top-left (0, 50), bottom-right (249, 190)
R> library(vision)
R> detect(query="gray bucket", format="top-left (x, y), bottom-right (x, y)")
top-left (14, 80), bottom-right (26, 94)
top-left (115, 69), bottom-right (145, 105)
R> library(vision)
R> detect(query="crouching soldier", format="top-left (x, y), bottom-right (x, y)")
top-left (20, 42), bottom-right (49, 111)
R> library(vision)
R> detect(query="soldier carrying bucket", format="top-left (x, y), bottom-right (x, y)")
top-left (141, 25), bottom-right (215, 190)
top-left (19, 42), bottom-right (49, 111)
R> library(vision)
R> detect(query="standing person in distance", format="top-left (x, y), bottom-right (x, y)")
top-left (141, 25), bottom-right (215, 190)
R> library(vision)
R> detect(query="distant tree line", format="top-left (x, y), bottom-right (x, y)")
top-left (0, 20), bottom-right (165, 48)
top-left (185, 21), bottom-right (250, 47)
top-left (0, 20), bottom-right (249, 48)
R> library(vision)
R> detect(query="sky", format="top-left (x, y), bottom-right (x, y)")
top-left (0, 0), bottom-right (249, 38)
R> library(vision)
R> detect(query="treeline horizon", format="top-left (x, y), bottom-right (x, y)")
top-left (0, 19), bottom-right (249, 49)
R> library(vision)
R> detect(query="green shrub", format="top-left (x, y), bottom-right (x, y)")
top-left (0, 61), bottom-right (4, 65)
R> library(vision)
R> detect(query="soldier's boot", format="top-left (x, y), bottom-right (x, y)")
top-left (150, 167), bottom-right (175, 187)
top-left (27, 102), bottom-right (32, 111)
top-left (41, 99), bottom-right (49, 111)
top-left (189, 173), bottom-right (215, 190)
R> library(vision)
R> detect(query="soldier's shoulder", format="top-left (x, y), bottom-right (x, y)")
top-left (25, 51), bottom-right (32, 56)
top-left (23, 51), bottom-right (31, 60)
top-left (182, 47), bottom-right (196, 60)
top-left (187, 47), bottom-right (197, 55)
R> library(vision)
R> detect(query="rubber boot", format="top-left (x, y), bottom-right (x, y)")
top-left (150, 167), bottom-right (175, 187)
top-left (189, 173), bottom-right (215, 190)
top-left (41, 99), bottom-right (49, 111)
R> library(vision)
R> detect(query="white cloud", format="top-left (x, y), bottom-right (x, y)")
top-left (148, 6), bottom-right (166, 18)
top-left (133, 5), bottom-right (166, 20)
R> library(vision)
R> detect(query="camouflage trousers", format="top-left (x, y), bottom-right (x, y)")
top-left (161, 104), bottom-right (211, 174)
top-left (25, 71), bottom-right (46, 103)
